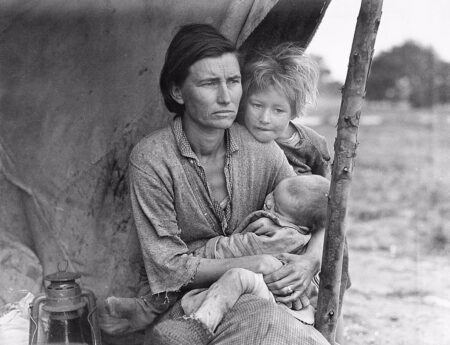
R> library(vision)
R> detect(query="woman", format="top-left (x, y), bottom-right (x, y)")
top-left (128, 24), bottom-right (328, 344)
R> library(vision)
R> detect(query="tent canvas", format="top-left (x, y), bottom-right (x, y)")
top-left (0, 0), bottom-right (331, 304)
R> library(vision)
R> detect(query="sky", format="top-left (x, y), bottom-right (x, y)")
top-left (307, 0), bottom-right (450, 82)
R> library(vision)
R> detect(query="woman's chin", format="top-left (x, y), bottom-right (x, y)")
top-left (211, 114), bottom-right (236, 128)
top-left (215, 118), bottom-right (236, 129)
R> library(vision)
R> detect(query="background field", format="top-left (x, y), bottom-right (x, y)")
top-left (304, 93), bottom-right (450, 344)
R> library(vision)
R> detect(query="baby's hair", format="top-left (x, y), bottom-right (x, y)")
top-left (278, 175), bottom-right (329, 232)
top-left (242, 42), bottom-right (319, 118)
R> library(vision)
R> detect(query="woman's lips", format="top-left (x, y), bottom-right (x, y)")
top-left (213, 110), bottom-right (235, 115)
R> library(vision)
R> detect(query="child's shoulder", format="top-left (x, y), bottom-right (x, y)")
top-left (291, 121), bottom-right (330, 160)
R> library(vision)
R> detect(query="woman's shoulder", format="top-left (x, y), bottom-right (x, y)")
top-left (130, 124), bottom-right (176, 168)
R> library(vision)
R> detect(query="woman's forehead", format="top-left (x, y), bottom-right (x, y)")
top-left (188, 53), bottom-right (240, 79)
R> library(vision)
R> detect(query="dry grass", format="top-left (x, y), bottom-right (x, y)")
top-left (306, 98), bottom-right (450, 257)
top-left (305, 98), bottom-right (450, 344)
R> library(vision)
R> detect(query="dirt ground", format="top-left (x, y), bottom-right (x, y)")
top-left (307, 99), bottom-right (450, 345)
top-left (343, 248), bottom-right (450, 345)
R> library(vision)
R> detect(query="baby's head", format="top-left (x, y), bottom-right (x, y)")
top-left (263, 175), bottom-right (329, 232)
top-left (240, 43), bottom-right (319, 142)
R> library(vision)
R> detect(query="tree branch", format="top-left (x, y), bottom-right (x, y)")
top-left (315, 0), bottom-right (383, 343)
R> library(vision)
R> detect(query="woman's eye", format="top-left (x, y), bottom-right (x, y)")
top-left (252, 103), bottom-right (262, 109)
top-left (275, 108), bottom-right (286, 114)
top-left (201, 80), bottom-right (218, 86)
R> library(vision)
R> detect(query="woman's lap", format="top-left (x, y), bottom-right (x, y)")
top-left (147, 294), bottom-right (329, 345)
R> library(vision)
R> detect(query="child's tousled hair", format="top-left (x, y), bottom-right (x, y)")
top-left (242, 42), bottom-right (319, 118)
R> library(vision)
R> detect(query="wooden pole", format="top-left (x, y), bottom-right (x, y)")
top-left (315, 0), bottom-right (383, 343)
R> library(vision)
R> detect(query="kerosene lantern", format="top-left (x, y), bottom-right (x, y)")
top-left (29, 265), bottom-right (101, 345)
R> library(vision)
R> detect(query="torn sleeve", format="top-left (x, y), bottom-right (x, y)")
top-left (129, 163), bottom-right (201, 295)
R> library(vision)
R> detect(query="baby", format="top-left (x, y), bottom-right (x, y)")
top-left (197, 174), bottom-right (329, 260)
top-left (181, 174), bottom-right (330, 334)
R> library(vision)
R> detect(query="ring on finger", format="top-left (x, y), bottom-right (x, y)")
top-left (286, 286), bottom-right (293, 295)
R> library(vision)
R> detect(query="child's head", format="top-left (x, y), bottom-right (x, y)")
top-left (263, 175), bottom-right (329, 232)
top-left (240, 43), bottom-right (319, 142)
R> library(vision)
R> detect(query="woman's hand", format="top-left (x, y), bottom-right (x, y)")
top-left (263, 252), bottom-right (319, 303)
top-left (257, 254), bottom-right (284, 275)
top-left (244, 217), bottom-right (279, 236)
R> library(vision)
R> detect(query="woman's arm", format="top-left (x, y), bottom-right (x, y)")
top-left (185, 254), bottom-right (283, 289)
top-left (196, 217), bottom-right (310, 259)
top-left (263, 227), bottom-right (325, 303)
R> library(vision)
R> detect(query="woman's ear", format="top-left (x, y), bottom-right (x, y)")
top-left (170, 85), bottom-right (184, 105)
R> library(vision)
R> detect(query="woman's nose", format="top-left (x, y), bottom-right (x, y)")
top-left (217, 83), bottom-right (231, 104)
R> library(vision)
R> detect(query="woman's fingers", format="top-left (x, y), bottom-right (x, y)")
top-left (263, 261), bottom-right (292, 284)
top-left (263, 253), bottom-right (317, 299)
top-left (292, 297), bottom-right (303, 310)
top-left (275, 289), bottom-right (302, 304)
top-left (268, 278), bottom-right (308, 297)
top-left (244, 219), bottom-right (264, 233)
top-left (276, 289), bottom-right (312, 305)
top-left (264, 264), bottom-right (307, 288)
top-left (264, 266), bottom-right (310, 296)
top-left (299, 294), bottom-right (310, 308)
top-left (245, 218), bottom-right (277, 235)
top-left (274, 252), bottom-right (296, 263)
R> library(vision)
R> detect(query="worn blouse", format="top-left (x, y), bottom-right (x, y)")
top-left (276, 121), bottom-right (331, 177)
top-left (129, 116), bottom-right (294, 295)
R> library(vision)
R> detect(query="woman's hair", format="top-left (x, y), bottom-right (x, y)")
top-left (159, 24), bottom-right (238, 115)
top-left (242, 42), bottom-right (319, 118)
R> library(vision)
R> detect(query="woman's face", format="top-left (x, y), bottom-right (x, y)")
top-left (172, 53), bottom-right (242, 131)
top-left (243, 86), bottom-right (292, 143)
